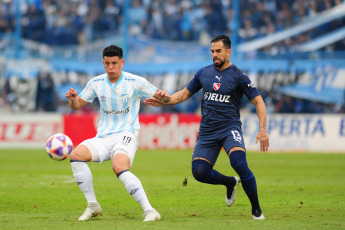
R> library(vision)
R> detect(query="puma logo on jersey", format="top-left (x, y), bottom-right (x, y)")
top-left (204, 92), bottom-right (230, 103)
top-left (215, 76), bottom-right (222, 81)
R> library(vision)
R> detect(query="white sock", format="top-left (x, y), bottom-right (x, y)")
top-left (71, 161), bottom-right (97, 204)
top-left (118, 170), bottom-right (153, 212)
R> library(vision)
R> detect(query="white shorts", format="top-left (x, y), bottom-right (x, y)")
top-left (79, 132), bottom-right (138, 166)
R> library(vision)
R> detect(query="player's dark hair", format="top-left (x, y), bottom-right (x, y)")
top-left (103, 45), bottom-right (123, 58)
top-left (211, 35), bottom-right (231, 49)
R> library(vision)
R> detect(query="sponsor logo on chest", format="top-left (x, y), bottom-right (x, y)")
top-left (103, 107), bottom-right (130, 115)
top-left (204, 92), bottom-right (230, 103)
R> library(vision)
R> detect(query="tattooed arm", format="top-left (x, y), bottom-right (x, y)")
top-left (165, 88), bottom-right (194, 105)
top-left (144, 87), bottom-right (194, 106)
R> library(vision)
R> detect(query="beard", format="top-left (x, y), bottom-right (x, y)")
top-left (213, 58), bottom-right (225, 68)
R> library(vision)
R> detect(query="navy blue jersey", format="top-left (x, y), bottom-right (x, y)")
top-left (187, 64), bottom-right (259, 133)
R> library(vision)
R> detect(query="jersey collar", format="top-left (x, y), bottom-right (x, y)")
top-left (215, 63), bottom-right (233, 72)
top-left (106, 71), bottom-right (124, 87)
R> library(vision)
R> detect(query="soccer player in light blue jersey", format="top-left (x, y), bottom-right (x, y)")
top-left (145, 35), bottom-right (269, 220)
top-left (65, 45), bottom-right (171, 222)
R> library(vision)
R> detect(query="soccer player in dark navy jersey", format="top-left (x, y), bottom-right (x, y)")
top-left (145, 35), bottom-right (269, 220)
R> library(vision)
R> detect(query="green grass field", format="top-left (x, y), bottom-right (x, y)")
top-left (1, 149), bottom-right (345, 230)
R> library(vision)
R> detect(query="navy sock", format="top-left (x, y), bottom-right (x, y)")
top-left (192, 160), bottom-right (235, 187)
top-left (229, 150), bottom-right (261, 214)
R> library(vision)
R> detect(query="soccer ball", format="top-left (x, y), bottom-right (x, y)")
top-left (45, 133), bottom-right (73, 161)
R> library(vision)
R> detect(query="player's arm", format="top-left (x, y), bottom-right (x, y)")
top-left (65, 88), bottom-right (88, 110)
top-left (153, 88), bottom-right (172, 103)
top-left (145, 87), bottom-right (193, 106)
top-left (251, 95), bottom-right (269, 152)
top-left (166, 87), bottom-right (193, 105)
top-left (251, 95), bottom-right (267, 131)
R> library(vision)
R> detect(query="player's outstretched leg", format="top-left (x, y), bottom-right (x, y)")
top-left (71, 160), bottom-right (102, 221)
top-left (192, 159), bottom-right (239, 206)
top-left (117, 170), bottom-right (161, 222)
top-left (229, 151), bottom-right (265, 220)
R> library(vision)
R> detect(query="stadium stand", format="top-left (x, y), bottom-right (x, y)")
top-left (1, 0), bottom-right (344, 47)
top-left (0, 0), bottom-right (344, 114)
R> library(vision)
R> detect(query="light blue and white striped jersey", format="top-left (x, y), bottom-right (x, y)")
top-left (79, 71), bottom-right (157, 137)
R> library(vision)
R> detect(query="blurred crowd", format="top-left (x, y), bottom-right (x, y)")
top-left (0, 0), bottom-right (344, 51)
top-left (1, 0), bottom-right (344, 114)
top-left (238, 0), bottom-right (345, 53)
top-left (1, 68), bottom-right (344, 114)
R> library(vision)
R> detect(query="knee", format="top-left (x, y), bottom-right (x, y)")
top-left (192, 160), bottom-right (212, 183)
top-left (112, 154), bottom-right (130, 176)
top-left (229, 151), bottom-right (247, 171)
top-left (229, 151), bottom-right (252, 180)
top-left (70, 148), bottom-right (92, 162)
top-left (113, 164), bottom-right (129, 176)
top-left (230, 157), bottom-right (248, 172)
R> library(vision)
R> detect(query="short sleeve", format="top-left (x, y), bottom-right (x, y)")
top-left (79, 80), bottom-right (97, 103)
top-left (186, 68), bottom-right (203, 94)
top-left (239, 73), bottom-right (260, 101)
top-left (133, 76), bottom-right (157, 98)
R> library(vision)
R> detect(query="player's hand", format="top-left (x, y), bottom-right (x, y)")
top-left (255, 128), bottom-right (269, 152)
top-left (155, 89), bottom-right (171, 103)
top-left (65, 88), bottom-right (78, 100)
top-left (144, 98), bottom-right (164, 107)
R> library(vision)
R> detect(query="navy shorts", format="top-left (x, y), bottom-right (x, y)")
top-left (192, 126), bottom-right (246, 166)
